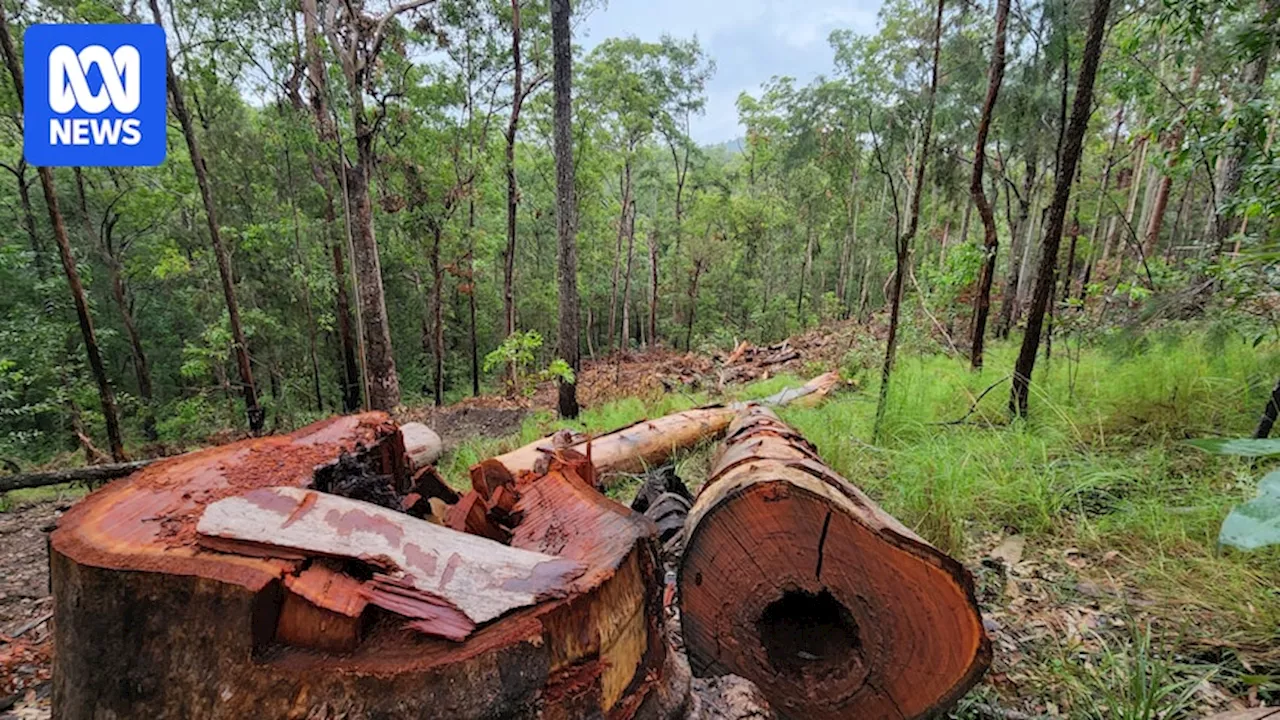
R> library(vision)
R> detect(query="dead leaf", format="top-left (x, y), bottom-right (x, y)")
top-left (990, 535), bottom-right (1026, 567)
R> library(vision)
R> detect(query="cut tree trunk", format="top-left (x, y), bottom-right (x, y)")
top-left (50, 414), bottom-right (680, 719)
top-left (471, 372), bottom-right (842, 492)
top-left (679, 405), bottom-right (989, 719)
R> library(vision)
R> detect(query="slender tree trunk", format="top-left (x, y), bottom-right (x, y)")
top-left (1016, 197), bottom-right (1043, 312)
top-left (967, 0), bottom-right (1010, 371)
top-left (149, 0), bottom-right (263, 432)
top-left (668, 140), bottom-right (689, 331)
top-left (503, 0), bottom-right (525, 384)
top-left (552, 0), bottom-right (580, 418)
top-left (647, 228), bottom-right (659, 346)
top-left (430, 224), bottom-right (445, 407)
top-left (619, 199), bottom-right (636, 351)
top-left (608, 159), bottom-right (632, 351)
top-left (1104, 135), bottom-right (1147, 269)
top-left (301, 0), bottom-right (361, 411)
top-left (13, 164), bottom-right (46, 279)
top-left (1144, 50), bottom-right (1206, 258)
top-left (996, 151), bottom-right (1036, 339)
top-left (685, 259), bottom-right (704, 351)
top-left (0, 9), bottom-right (128, 461)
top-left (796, 213), bottom-right (814, 324)
top-left (1011, 0), bottom-right (1111, 418)
top-left (466, 200), bottom-right (479, 397)
top-left (74, 169), bottom-right (157, 439)
top-left (1212, 0), bottom-right (1278, 254)
top-left (1081, 104), bottom-right (1125, 289)
top-left (1255, 378), bottom-right (1280, 439)
top-left (875, 0), bottom-right (944, 438)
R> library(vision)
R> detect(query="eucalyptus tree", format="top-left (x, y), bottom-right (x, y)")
top-left (551, 0), bottom-right (579, 418)
top-left (967, 0), bottom-right (1011, 370)
top-left (1011, 0), bottom-right (1113, 418)
top-left (317, 0), bottom-right (437, 411)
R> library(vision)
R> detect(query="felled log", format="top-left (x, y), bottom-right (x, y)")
top-left (679, 405), bottom-right (989, 720)
top-left (401, 421), bottom-right (444, 469)
top-left (0, 459), bottom-right (154, 493)
top-left (50, 413), bottom-right (680, 719)
top-left (471, 371), bottom-right (842, 492)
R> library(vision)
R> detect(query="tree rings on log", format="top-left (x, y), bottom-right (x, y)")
top-left (50, 413), bottom-right (678, 719)
top-left (679, 405), bottom-right (990, 719)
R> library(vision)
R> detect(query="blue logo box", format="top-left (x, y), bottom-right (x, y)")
top-left (23, 24), bottom-right (167, 167)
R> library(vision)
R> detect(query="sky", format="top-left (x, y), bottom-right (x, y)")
top-left (580, 0), bottom-right (884, 145)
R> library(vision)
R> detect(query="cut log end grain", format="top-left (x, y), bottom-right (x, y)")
top-left (679, 405), bottom-right (990, 720)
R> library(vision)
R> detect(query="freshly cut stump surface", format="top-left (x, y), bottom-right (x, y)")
top-left (679, 405), bottom-right (989, 719)
top-left (50, 413), bottom-right (674, 719)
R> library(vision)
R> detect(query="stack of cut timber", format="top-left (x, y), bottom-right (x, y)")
top-left (471, 371), bottom-right (842, 492)
top-left (679, 405), bottom-right (990, 719)
top-left (49, 414), bottom-right (680, 720)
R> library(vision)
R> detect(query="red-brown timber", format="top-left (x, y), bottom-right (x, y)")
top-left (50, 414), bottom-right (681, 719)
top-left (679, 405), bottom-right (990, 719)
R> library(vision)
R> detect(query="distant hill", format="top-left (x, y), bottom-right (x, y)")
top-left (703, 137), bottom-right (745, 155)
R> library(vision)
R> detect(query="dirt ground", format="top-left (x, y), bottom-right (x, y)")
top-left (0, 502), bottom-right (57, 716)
top-left (395, 398), bottom-right (530, 448)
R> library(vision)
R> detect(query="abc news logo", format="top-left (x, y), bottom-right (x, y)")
top-left (48, 44), bottom-right (143, 146)
top-left (24, 24), bottom-right (166, 167)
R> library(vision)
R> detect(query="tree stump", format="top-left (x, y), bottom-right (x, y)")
top-left (51, 413), bottom-right (677, 719)
top-left (679, 405), bottom-right (990, 719)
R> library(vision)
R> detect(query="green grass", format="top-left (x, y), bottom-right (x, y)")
top-left (438, 329), bottom-right (1279, 713)
top-left (0, 482), bottom-right (87, 511)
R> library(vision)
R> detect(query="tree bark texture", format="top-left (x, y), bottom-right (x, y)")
top-left (967, 0), bottom-right (1011, 371)
top-left (552, 0), bottom-right (581, 418)
top-left (679, 406), bottom-right (989, 719)
top-left (1011, 0), bottom-right (1112, 417)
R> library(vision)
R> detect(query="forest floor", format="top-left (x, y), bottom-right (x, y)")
top-left (3, 320), bottom-right (1279, 718)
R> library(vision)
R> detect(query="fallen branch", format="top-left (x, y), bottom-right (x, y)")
top-left (0, 460), bottom-right (155, 493)
top-left (3, 611), bottom-right (52, 641)
top-left (934, 375), bottom-right (1012, 426)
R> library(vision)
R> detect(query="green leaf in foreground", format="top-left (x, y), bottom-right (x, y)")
top-left (1219, 470), bottom-right (1280, 551)
top-left (1187, 437), bottom-right (1280, 456)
